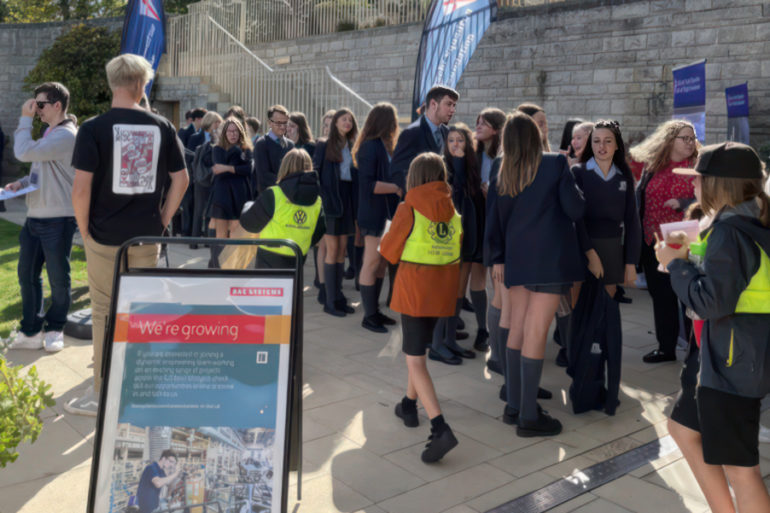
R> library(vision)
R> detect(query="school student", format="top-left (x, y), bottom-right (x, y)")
top-left (239, 148), bottom-right (325, 269)
top-left (254, 104), bottom-right (294, 194)
top-left (287, 111), bottom-right (316, 158)
top-left (516, 103), bottom-right (551, 151)
top-left (380, 152), bottom-right (462, 463)
top-left (210, 118), bottom-right (254, 240)
top-left (314, 108), bottom-right (359, 317)
top-left (485, 112), bottom-right (584, 436)
top-left (354, 103), bottom-right (402, 333)
top-left (657, 142), bottom-right (770, 513)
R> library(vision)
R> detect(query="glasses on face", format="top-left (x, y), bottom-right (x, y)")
top-left (36, 101), bottom-right (53, 109)
top-left (676, 135), bottom-right (696, 144)
top-left (270, 119), bottom-right (288, 126)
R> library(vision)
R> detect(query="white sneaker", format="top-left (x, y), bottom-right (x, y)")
top-left (759, 423), bottom-right (770, 443)
top-left (64, 388), bottom-right (100, 417)
top-left (43, 331), bottom-right (64, 353)
top-left (9, 331), bottom-right (44, 350)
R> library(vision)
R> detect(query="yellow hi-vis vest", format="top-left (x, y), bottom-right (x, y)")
top-left (692, 229), bottom-right (770, 314)
top-left (259, 186), bottom-right (321, 257)
top-left (400, 208), bottom-right (462, 265)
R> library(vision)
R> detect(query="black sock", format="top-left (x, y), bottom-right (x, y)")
top-left (430, 414), bottom-right (448, 433)
top-left (335, 262), bottom-right (346, 301)
top-left (499, 328), bottom-right (510, 375)
top-left (444, 298), bottom-right (463, 351)
top-left (312, 246), bottom-right (320, 286)
top-left (402, 396), bottom-right (417, 412)
top-left (360, 285), bottom-right (378, 317)
top-left (487, 306), bottom-right (501, 363)
top-left (346, 237), bottom-right (355, 270)
top-left (505, 348), bottom-right (521, 411)
top-left (470, 289), bottom-right (487, 331)
top-left (520, 356), bottom-right (544, 422)
top-left (323, 263), bottom-right (337, 309)
top-left (375, 277), bottom-right (384, 308)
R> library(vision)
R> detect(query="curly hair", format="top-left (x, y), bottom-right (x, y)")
top-left (628, 119), bottom-right (698, 173)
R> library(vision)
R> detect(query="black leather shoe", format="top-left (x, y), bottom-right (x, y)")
top-left (502, 405), bottom-right (518, 425)
top-left (537, 387), bottom-right (553, 400)
top-left (455, 330), bottom-right (469, 340)
top-left (335, 299), bottom-right (354, 314)
top-left (555, 347), bottom-right (568, 368)
top-left (447, 344), bottom-right (476, 359)
top-left (421, 427), bottom-right (458, 463)
top-left (323, 305), bottom-right (346, 317)
top-left (362, 315), bottom-right (387, 334)
top-left (474, 329), bottom-right (489, 352)
top-left (317, 287), bottom-right (326, 305)
top-left (374, 311), bottom-right (396, 325)
top-left (517, 411), bottom-right (562, 437)
top-left (428, 348), bottom-right (462, 365)
top-left (462, 297), bottom-right (475, 312)
top-left (643, 349), bottom-right (676, 363)
top-left (395, 403), bottom-right (419, 428)
top-left (486, 359), bottom-right (502, 375)
top-left (344, 266), bottom-right (355, 280)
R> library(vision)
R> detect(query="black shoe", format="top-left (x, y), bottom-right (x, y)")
top-left (517, 411), bottom-right (562, 437)
top-left (355, 277), bottom-right (360, 291)
top-left (344, 266), bottom-right (355, 280)
top-left (555, 347), bottom-right (568, 368)
top-left (499, 384), bottom-right (506, 402)
top-left (362, 315), bottom-right (387, 334)
top-left (502, 405), bottom-right (518, 425)
top-left (323, 305), bottom-right (346, 317)
top-left (374, 311), bottom-right (396, 326)
top-left (455, 330), bottom-right (469, 341)
top-left (395, 403), bottom-right (419, 428)
top-left (421, 427), bottom-right (458, 463)
top-left (428, 348), bottom-right (462, 366)
top-left (335, 299), bottom-right (354, 314)
top-left (314, 277), bottom-right (321, 289)
top-left (643, 349), bottom-right (676, 363)
top-left (317, 287), bottom-right (326, 305)
top-left (614, 289), bottom-right (632, 304)
top-left (447, 344), bottom-right (475, 359)
top-left (473, 329), bottom-right (489, 352)
top-left (486, 359), bottom-right (502, 375)
top-left (537, 387), bottom-right (553, 400)
top-left (189, 243), bottom-right (199, 250)
top-left (457, 317), bottom-right (465, 330)
top-left (462, 297), bottom-right (475, 312)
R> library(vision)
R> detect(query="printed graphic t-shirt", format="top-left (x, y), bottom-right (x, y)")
top-left (71, 108), bottom-right (186, 245)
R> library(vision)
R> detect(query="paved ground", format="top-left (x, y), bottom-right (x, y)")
top-left (2, 195), bottom-right (769, 513)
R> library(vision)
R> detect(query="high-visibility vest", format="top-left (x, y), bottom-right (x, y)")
top-left (400, 208), bottom-right (462, 265)
top-left (259, 186), bottom-right (321, 257)
top-left (692, 229), bottom-right (770, 314)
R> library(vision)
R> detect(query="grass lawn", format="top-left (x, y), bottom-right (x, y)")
top-left (0, 219), bottom-right (90, 339)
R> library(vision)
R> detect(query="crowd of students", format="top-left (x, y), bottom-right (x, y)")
top-left (5, 51), bottom-right (770, 510)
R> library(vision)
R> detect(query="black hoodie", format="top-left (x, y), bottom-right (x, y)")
top-left (240, 171), bottom-right (326, 246)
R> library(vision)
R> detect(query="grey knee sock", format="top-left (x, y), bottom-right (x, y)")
top-left (432, 317), bottom-right (448, 353)
top-left (360, 285), bottom-right (378, 317)
top-left (505, 348), bottom-right (521, 411)
top-left (335, 262), bottom-right (346, 301)
top-left (487, 306), bottom-right (501, 363)
top-left (470, 289), bottom-right (487, 331)
top-left (444, 298), bottom-right (464, 352)
top-left (323, 263), bottom-right (337, 309)
top-left (520, 356), bottom-right (544, 422)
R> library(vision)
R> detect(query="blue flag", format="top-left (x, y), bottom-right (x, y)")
top-left (725, 82), bottom-right (750, 144)
top-left (412, 0), bottom-right (497, 119)
top-left (672, 60), bottom-right (706, 142)
top-left (120, 0), bottom-right (166, 97)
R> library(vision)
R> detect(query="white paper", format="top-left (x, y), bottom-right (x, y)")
top-left (660, 220), bottom-right (700, 243)
top-left (0, 184), bottom-right (39, 201)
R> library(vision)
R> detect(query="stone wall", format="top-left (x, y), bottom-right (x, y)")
top-left (0, 17), bottom-right (121, 179)
top-left (242, 0), bottom-right (769, 150)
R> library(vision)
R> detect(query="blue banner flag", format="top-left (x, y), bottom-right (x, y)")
top-left (120, 0), bottom-right (166, 97)
top-left (726, 82), bottom-right (750, 144)
top-left (672, 59), bottom-right (706, 142)
top-left (412, 0), bottom-right (498, 119)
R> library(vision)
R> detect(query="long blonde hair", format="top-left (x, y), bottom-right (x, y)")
top-left (406, 153), bottom-right (447, 191)
top-left (629, 120), bottom-right (698, 173)
top-left (700, 173), bottom-right (770, 227)
top-left (497, 112), bottom-right (543, 197)
top-left (277, 148), bottom-right (312, 182)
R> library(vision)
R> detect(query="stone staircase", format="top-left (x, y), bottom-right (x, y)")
top-left (154, 75), bottom-right (233, 123)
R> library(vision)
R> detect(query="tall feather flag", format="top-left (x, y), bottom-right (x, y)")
top-left (120, 0), bottom-right (167, 98)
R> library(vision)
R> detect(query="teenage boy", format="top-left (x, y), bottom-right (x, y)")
top-left (178, 110), bottom-right (194, 147)
top-left (66, 54), bottom-right (188, 416)
top-left (254, 104), bottom-right (294, 194)
top-left (7, 82), bottom-right (77, 352)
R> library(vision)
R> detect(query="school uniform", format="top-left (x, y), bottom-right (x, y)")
top-left (357, 138), bottom-right (392, 237)
top-left (389, 116), bottom-right (448, 208)
top-left (573, 158), bottom-right (641, 284)
top-left (313, 139), bottom-right (358, 236)
top-left (254, 131), bottom-right (294, 194)
top-left (295, 141), bottom-right (316, 159)
top-left (485, 153), bottom-right (585, 290)
top-left (210, 145), bottom-right (253, 220)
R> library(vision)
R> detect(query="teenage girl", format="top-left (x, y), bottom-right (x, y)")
top-left (657, 142), bottom-right (770, 513)
top-left (314, 110), bottom-right (336, 304)
top-left (380, 152), bottom-right (462, 463)
top-left (210, 117), bottom-right (254, 240)
top-left (314, 108), bottom-right (359, 317)
top-left (485, 112), bottom-right (584, 437)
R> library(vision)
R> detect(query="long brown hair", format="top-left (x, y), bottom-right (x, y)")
top-left (406, 153), bottom-right (447, 191)
top-left (217, 118), bottom-right (252, 151)
top-left (476, 107), bottom-right (505, 158)
top-left (444, 123), bottom-right (481, 198)
top-left (629, 120), bottom-right (699, 173)
top-left (352, 102), bottom-right (399, 165)
top-left (516, 102), bottom-right (550, 152)
top-left (497, 112), bottom-right (543, 197)
top-left (289, 111), bottom-right (314, 146)
top-left (700, 174), bottom-right (770, 227)
top-left (324, 108), bottom-right (359, 163)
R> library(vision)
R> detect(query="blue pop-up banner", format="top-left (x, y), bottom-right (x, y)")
top-left (726, 82), bottom-right (750, 144)
top-left (672, 60), bottom-right (706, 142)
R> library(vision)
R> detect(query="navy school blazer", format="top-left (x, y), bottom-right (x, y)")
top-left (388, 116), bottom-right (448, 205)
top-left (254, 134), bottom-right (294, 195)
top-left (356, 138), bottom-right (394, 232)
top-left (313, 139), bottom-right (358, 219)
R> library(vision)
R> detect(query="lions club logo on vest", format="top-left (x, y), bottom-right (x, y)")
top-left (293, 210), bottom-right (307, 225)
top-left (428, 221), bottom-right (454, 243)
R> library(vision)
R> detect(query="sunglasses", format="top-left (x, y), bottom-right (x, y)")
top-left (35, 101), bottom-right (54, 109)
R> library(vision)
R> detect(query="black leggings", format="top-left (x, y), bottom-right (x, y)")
top-left (640, 241), bottom-right (683, 355)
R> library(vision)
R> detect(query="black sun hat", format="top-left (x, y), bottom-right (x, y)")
top-left (674, 141), bottom-right (763, 179)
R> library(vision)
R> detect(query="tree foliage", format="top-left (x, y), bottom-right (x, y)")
top-left (0, 0), bottom-right (198, 22)
top-left (24, 24), bottom-right (120, 122)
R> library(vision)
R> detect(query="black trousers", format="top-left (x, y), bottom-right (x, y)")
top-left (639, 241), bottom-right (681, 355)
top-left (192, 183), bottom-right (211, 239)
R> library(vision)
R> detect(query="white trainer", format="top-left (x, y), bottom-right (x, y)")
top-left (64, 388), bottom-right (100, 417)
top-left (759, 423), bottom-right (770, 443)
top-left (9, 331), bottom-right (44, 350)
top-left (44, 331), bottom-right (64, 353)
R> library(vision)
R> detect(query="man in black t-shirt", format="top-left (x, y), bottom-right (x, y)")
top-left (66, 54), bottom-right (188, 417)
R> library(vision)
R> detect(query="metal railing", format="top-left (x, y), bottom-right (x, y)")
top-left (160, 12), bottom-right (372, 134)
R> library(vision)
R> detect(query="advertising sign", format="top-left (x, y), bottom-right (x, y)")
top-left (89, 273), bottom-right (295, 513)
top-left (672, 59), bottom-right (706, 142)
top-left (726, 82), bottom-right (750, 144)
